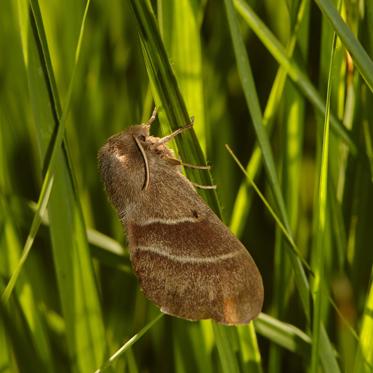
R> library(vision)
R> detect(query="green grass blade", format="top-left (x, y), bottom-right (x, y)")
top-left (94, 313), bottom-right (164, 373)
top-left (310, 29), bottom-right (336, 373)
top-left (188, 323), bottom-right (213, 373)
top-left (0, 311), bottom-right (11, 372)
top-left (223, 0), bottom-right (311, 315)
top-left (363, 116), bottom-right (373, 182)
top-left (254, 313), bottom-right (311, 357)
top-left (230, 0), bottom-right (309, 238)
top-left (14, 1), bottom-right (108, 371)
top-left (2, 0), bottom-right (91, 301)
top-left (27, 199), bottom-right (128, 261)
top-left (223, 1), bottom-right (341, 368)
top-left (212, 323), bottom-right (240, 373)
top-left (314, 0), bottom-right (373, 92)
top-left (0, 213), bottom-right (55, 371)
top-left (0, 299), bottom-right (47, 373)
top-left (225, 145), bottom-right (312, 271)
top-left (233, 0), bottom-right (356, 152)
top-left (1, 176), bottom-right (53, 302)
top-left (129, 0), bottom-right (220, 214)
top-left (269, 1), bottom-right (310, 370)
top-left (158, 0), bottom-right (206, 151)
top-left (353, 268), bottom-right (373, 372)
top-left (236, 325), bottom-right (262, 373)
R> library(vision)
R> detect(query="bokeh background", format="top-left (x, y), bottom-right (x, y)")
top-left (1, 0), bottom-right (373, 372)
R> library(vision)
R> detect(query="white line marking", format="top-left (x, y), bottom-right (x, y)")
top-left (137, 246), bottom-right (242, 263)
top-left (139, 217), bottom-right (199, 225)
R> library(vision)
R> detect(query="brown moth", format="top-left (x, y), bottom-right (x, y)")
top-left (98, 110), bottom-right (263, 324)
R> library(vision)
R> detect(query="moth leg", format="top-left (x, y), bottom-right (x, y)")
top-left (144, 107), bottom-right (158, 127)
top-left (165, 157), bottom-right (211, 170)
top-left (191, 181), bottom-right (217, 190)
top-left (181, 162), bottom-right (210, 170)
top-left (154, 116), bottom-right (195, 146)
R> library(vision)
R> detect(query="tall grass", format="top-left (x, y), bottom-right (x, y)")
top-left (0, 0), bottom-right (372, 372)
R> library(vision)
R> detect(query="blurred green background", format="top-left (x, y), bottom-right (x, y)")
top-left (1, 0), bottom-right (373, 372)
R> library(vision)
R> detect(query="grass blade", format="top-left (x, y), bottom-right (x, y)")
top-left (212, 323), bottom-right (240, 373)
top-left (2, 0), bottom-right (91, 301)
top-left (158, 0), bottom-right (206, 151)
top-left (233, 0), bottom-right (355, 152)
top-left (314, 0), bottom-right (373, 92)
top-left (353, 268), bottom-right (373, 373)
top-left (95, 313), bottom-right (164, 373)
top-left (224, 1), bottom-right (340, 369)
top-left (254, 313), bottom-right (311, 357)
top-left (11, 1), bottom-right (108, 371)
top-left (129, 0), bottom-right (220, 214)
top-left (310, 28), bottom-right (336, 373)
top-left (223, 0), bottom-right (311, 315)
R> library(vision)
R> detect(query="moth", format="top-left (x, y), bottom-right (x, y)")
top-left (98, 109), bottom-right (263, 324)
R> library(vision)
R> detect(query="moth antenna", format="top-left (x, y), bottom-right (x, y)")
top-left (145, 107), bottom-right (158, 127)
top-left (155, 117), bottom-right (194, 146)
top-left (133, 135), bottom-right (150, 190)
top-left (191, 181), bottom-right (217, 190)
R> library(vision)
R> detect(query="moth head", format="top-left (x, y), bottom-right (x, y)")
top-left (97, 124), bottom-right (151, 213)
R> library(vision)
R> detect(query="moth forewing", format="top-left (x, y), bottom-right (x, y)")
top-left (98, 113), bottom-right (264, 325)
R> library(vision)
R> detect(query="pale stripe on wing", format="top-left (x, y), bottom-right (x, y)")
top-left (138, 217), bottom-right (199, 225)
top-left (137, 246), bottom-right (242, 263)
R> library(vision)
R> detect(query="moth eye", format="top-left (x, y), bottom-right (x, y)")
top-left (137, 135), bottom-right (146, 141)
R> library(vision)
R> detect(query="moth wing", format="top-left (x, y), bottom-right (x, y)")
top-left (127, 211), bottom-right (263, 324)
